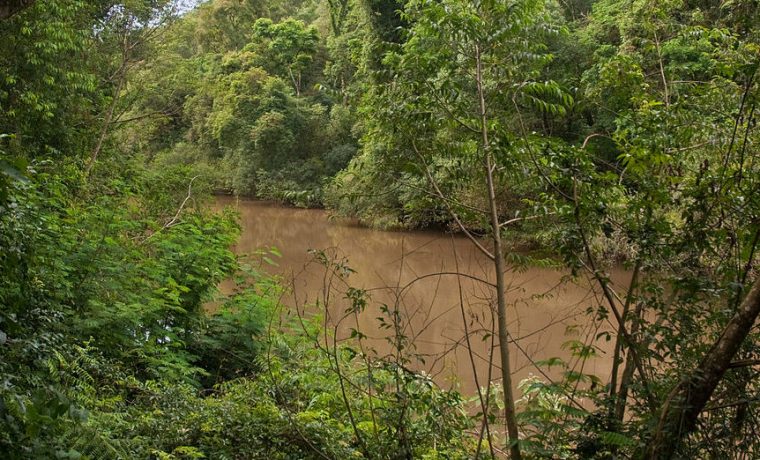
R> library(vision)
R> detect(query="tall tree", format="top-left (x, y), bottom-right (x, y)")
top-left (361, 0), bottom-right (567, 456)
top-left (247, 17), bottom-right (320, 97)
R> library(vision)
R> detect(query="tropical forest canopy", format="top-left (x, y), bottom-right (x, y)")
top-left (1, 0), bottom-right (760, 458)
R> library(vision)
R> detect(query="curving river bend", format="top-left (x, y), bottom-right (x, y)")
top-left (218, 196), bottom-right (616, 397)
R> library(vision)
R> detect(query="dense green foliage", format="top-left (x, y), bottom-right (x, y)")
top-left (120, 0), bottom-right (360, 206)
top-left (3, 0), bottom-right (760, 458)
top-left (0, 1), bottom-right (472, 458)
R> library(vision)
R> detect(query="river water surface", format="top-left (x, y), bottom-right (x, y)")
top-left (218, 196), bottom-right (616, 397)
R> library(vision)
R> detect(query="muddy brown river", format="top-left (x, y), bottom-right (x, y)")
top-left (217, 196), bottom-right (617, 397)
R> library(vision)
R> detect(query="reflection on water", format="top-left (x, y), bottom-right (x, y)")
top-left (217, 196), bottom-right (615, 397)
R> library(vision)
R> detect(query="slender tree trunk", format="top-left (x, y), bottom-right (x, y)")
top-left (85, 73), bottom-right (124, 177)
top-left (639, 275), bottom-right (760, 459)
top-left (86, 29), bottom-right (130, 177)
top-left (475, 44), bottom-right (522, 460)
top-left (608, 260), bottom-right (641, 413)
top-left (614, 299), bottom-right (645, 422)
top-left (288, 67), bottom-right (301, 97)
